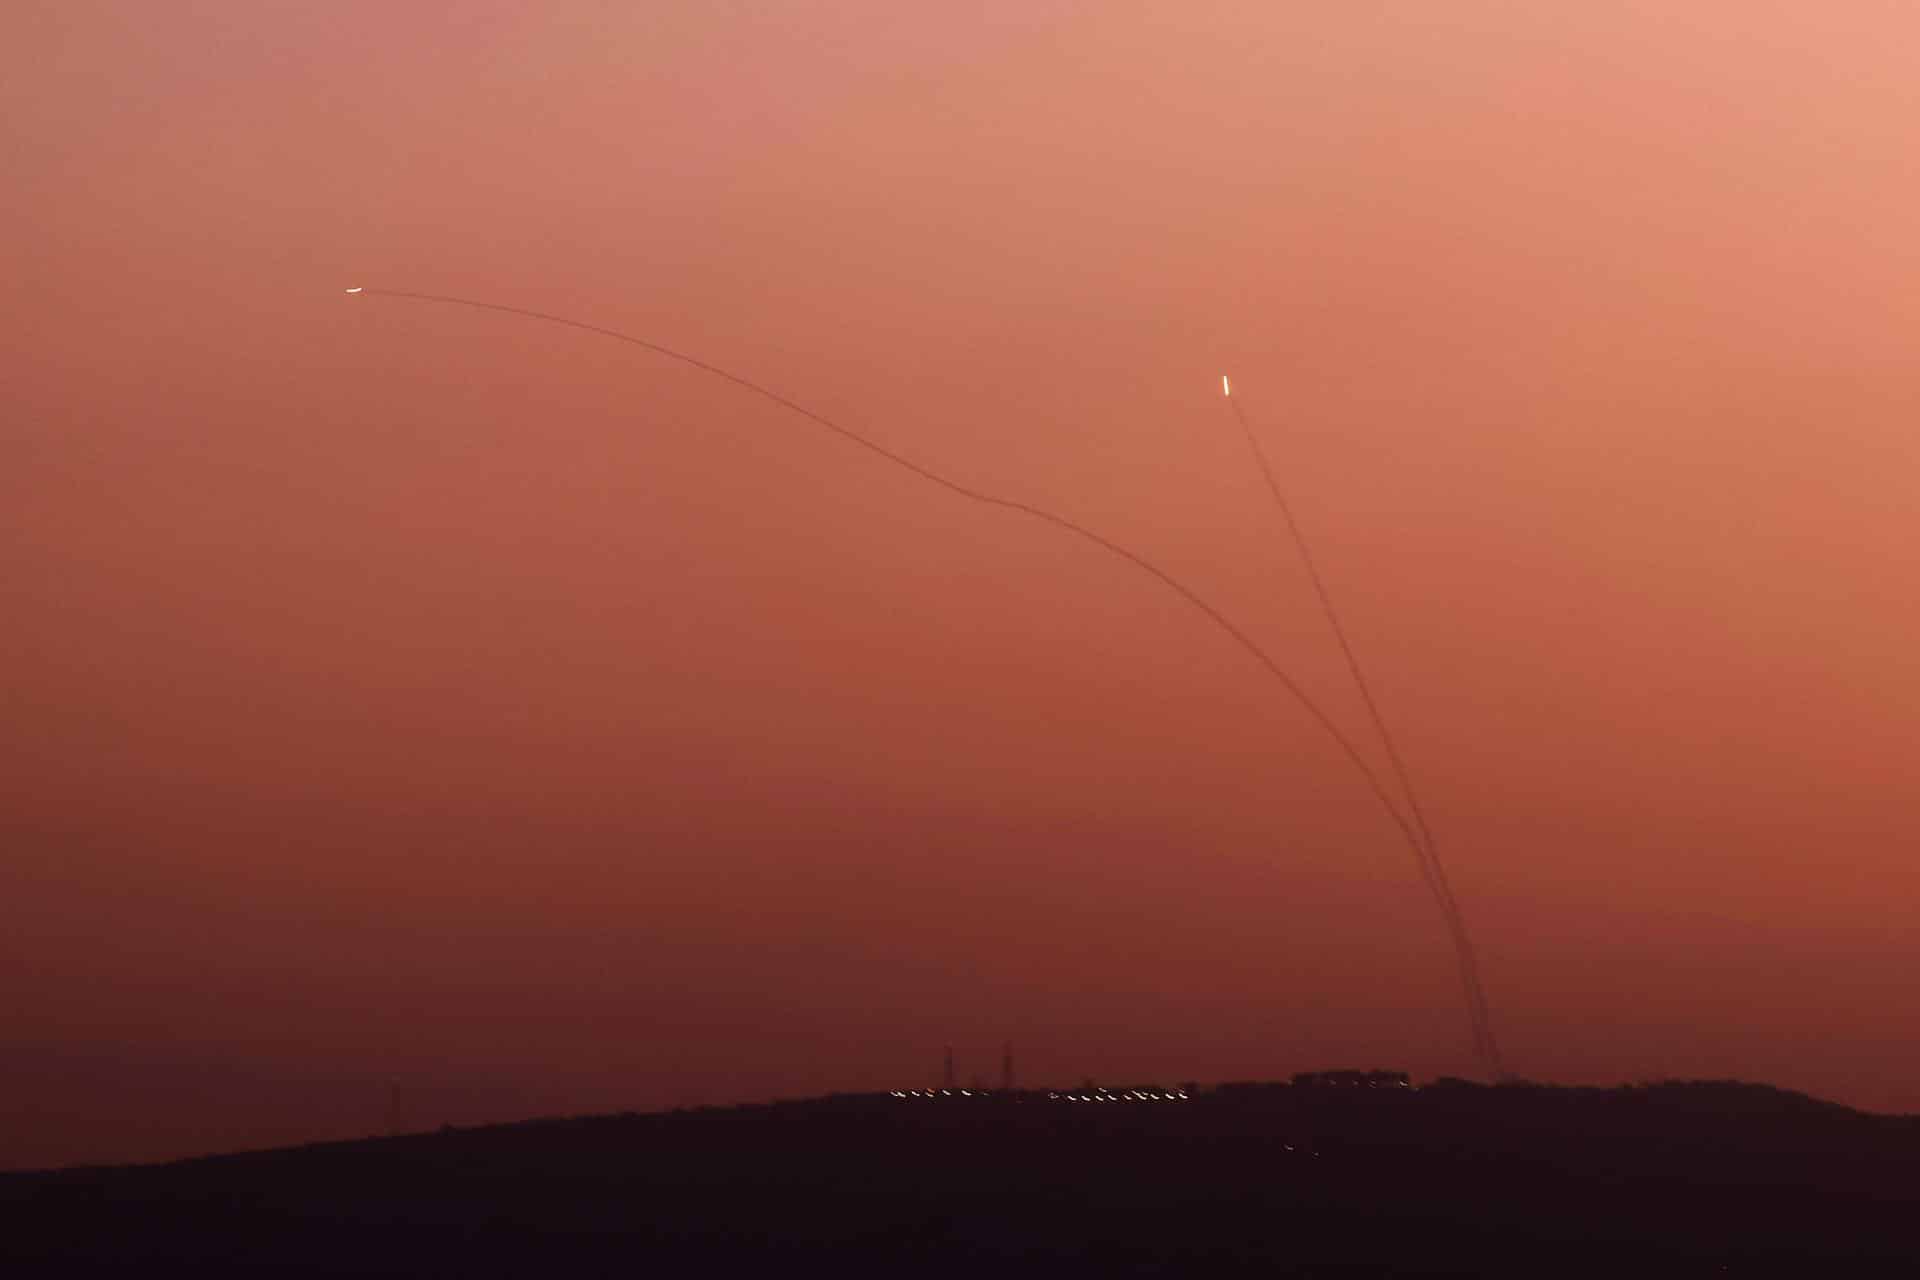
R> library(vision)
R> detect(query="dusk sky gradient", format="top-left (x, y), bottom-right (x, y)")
top-left (8, 2), bottom-right (1920, 1167)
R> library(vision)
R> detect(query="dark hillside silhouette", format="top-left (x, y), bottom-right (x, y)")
top-left (5, 1077), bottom-right (1918, 1275)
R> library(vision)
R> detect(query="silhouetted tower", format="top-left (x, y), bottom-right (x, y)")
top-left (943, 1046), bottom-right (955, 1090)
top-left (1001, 1042), bottom-right (1014, 1091)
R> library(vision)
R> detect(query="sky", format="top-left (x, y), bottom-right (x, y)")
top-left (7, 1), bottom-right (1920, 1168)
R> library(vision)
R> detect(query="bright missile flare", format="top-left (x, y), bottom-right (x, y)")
top-left (1221, 375), bottom-right (1231, 397)
top-left (344, 287), bottom-right (364, 294)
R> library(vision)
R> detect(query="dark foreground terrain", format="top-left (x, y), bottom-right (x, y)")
top-left (5, 1077), bottom-right (1918, 1276)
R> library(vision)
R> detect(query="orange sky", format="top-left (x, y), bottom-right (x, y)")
top-left (8, 2), bottom-right (1920, 1167)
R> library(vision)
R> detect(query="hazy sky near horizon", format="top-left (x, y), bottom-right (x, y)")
top-left (8, 1), bottom-right (1920, 1167)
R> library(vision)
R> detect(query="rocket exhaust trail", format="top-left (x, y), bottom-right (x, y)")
top-left (1223, 384), bottom-right (1503, 1079)
top-left (346, 287), bottom-right (1468, 1057)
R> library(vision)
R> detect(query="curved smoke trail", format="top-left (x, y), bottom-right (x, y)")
top-left (1224, 390), bottom-right (1502, 1078)
top-left (348, 287), bottom-right (1495, 1075)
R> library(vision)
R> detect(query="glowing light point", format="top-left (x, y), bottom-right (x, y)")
top-left (344, 287), bottom-right (364, 294)
top-left (1221, 374), bottom-right (1231, 397)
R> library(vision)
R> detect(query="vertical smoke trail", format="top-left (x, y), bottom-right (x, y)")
top-left (1224, 388), bottom-right (1503, 1079)
top-left (344, 287), bottom-right (1496, 1074)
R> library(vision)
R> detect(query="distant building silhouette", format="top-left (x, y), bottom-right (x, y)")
top-left (1001, 1042), bottom-right (1014, 1091)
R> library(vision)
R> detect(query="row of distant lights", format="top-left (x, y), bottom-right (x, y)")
top-left (888, 1088), bottom-right (1190, 1102)
top-left (1049, 1089), bottom-right (1190, 1103)
top-left (893, 1090), bottom-right (975, 1098)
